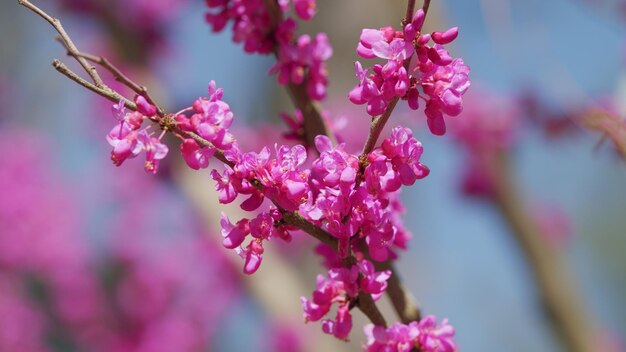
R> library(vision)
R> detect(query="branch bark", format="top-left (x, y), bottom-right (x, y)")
top-left (490, 154), bottom-right (595, 352)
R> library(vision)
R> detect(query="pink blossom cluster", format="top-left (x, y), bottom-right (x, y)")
top-left (153, 85), bottom-right (427, 276)
top-left (104, 78), bottom-right (448, 343)
top-left (300, 260), bottom-right (391, 340)
top-left (349, 9), bottom-right (470, 135)
top-left (106, 96), bottom-right (168, 174)
top-left (205, 0), bottom-right (332, 100)
top-left (207, 123), bottom-right (427, 273)
top-left (363, 316), bottom-right (456, 352)
top-left (205, 0), bottom-right (316, 53)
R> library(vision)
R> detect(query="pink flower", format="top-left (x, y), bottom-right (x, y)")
top-left (293, 0), bottom-right (316, 20)
top-left (220, 213), bottom-right (249, 249)
top-left (380, 126), bottom-right (430, 186)
top-left (134, 94), bottom-right (157, 117)
top-left (358, 259), bottom-right (391, 301)
top-left (106, 122), bottom-right (141, 166)
top-left (417, 316), bottom-right (457, 352)
top-left (136, 130), bottom-right (169, 174)
top-left (180, 138), bottom-right (214, 170)
top-left (321, 303), bottom-right (353, 340)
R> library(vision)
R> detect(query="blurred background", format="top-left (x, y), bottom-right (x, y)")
top-left (1, 0), bottom-right (625, 351)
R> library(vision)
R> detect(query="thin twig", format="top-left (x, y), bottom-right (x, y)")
top-left (71, 51), bottom-right (164, 117)
top-left (52, 60), bottom-right (134, 109)
top-left (74, 51), bottom-right (144, 94)
top-left (18, 0), bottom-right (104, 88)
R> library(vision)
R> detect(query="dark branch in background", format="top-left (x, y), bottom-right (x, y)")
top-left (490, 154), bottom-right (595, 352)
top-left (18, 0), bottom-right (390, 328)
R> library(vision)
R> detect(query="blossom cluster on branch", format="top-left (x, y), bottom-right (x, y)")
top-left (20, 0), bottom-right (470, 349)
top-left (350, 9), bottom-right (470, 135)
top-left (206, 0), bottom-right (331, 100)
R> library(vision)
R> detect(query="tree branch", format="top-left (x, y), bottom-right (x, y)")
top-left (490, 154), bottom-right (595, 352)
top-left (18, 0), bottom-right (104, 88)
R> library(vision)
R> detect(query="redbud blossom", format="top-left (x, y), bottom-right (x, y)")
top-left (363, 316), bottom-right (457, 352)
top-left (350, 10), bottom-right (470, 135)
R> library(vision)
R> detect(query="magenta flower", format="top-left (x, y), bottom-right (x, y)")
top-left (134, 94), bottom-right (157, 117)
top-left (293, 0), bottom-right (316, 20)
top-left (417, 316), bottom-right (457, 352)
top-left (350, 9), bottom-right (470, 135)
top-left (106, 122), bottom-right (141, 167)
top-left (220, 213), bottom-right (249, 249)
top-left (380, 126), bottom-right (430, 186)
top-left (358, 260), bottom-right (392, 301)
top-left (301, 260), bottom-right (391, 341)
top-left (136, 130), bottom-right (169, 174)
top-left (180, 138), bottom-right (214, 170)
top-left (321, 303), bottom-right (353, 341)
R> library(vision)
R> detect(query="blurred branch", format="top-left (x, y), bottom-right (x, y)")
top-left (582, 110), bottom-right (626, 160)
top-left (490, 153), bottom-right (596, 352)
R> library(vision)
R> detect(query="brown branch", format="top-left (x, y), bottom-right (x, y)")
top-left (52, 60), bottom-right (135, 110)
top-left (18, 0), bottom-right (104, 88)
top-left (71, 51), bottom-right (164, 117)
top-left (490, 154), bottom-right (595, 352)
top-left (358, 291), bottom-right (388, 326)
top-left (375, 260), bottom-right (421, 323)
top-left (74, 51), bottom-right (144, 95)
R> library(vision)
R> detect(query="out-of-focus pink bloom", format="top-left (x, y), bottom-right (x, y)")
top-left (264, 322), bottom-right (306, 352)
top-left (448, 90), bottom-right (520, 199)
top-left (1, 127), bottom-right (238, 351)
